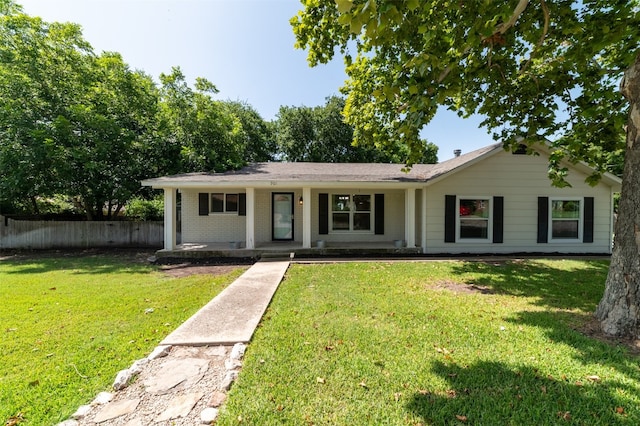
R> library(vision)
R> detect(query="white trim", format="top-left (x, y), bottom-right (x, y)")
top-left (144, 181), bottom-right (427, 190)
top-left (163, 188), bottom-right (176, 250)
top-left (405, 188), bottom-right (416, 247)
top-left (303, 187), bottom-right (311, 248)
top-left (245, 188), bottom-right (255, 249)
top-left (421, 187), bottom-right (427, 254)
top-left (456, 196), bottom-right (493, 243)
top-left (548, 196), bottom-right (583, 243)
top-left (329, 193), bottom-right (374, 234)
top-left (208, 192), bottom-right (239, 214)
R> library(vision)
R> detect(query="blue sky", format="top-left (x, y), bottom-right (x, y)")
top-left (19, 0), bottom-right (496, 161)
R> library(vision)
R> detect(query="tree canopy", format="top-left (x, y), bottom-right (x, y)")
top-left (0, 1), bottom-right (275, 218)
top-left (292, 0), bottom-right (640, 338)
top-left (292, 0), bottom-right (636, 180)
top-left (275, 95), bottom-right (438, 163)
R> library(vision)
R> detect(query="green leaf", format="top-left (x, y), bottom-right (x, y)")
top-left (349, 15), bottom-right (364, 34)
top-left (406, 0), bottom-right (420, 11)
top-left (335, 0), bottom-right (354, 14)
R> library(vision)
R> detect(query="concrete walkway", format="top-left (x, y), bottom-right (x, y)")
top-left (61, 258), bottom-right (291, 425)
top-left (161, 258), bottom-right (290, 346)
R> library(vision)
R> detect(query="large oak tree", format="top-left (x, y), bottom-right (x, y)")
top-left (292, 0), bottom-right (640, 338)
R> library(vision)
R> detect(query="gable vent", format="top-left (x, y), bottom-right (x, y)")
top-left (513, 144), bottom-right (527, 155)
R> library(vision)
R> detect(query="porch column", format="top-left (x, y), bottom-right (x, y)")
top-left (405, 188), bottom-right (416, 247)
top-left (302, 187), bottom-right (311, 248)
top-left (245, 187), bottom-right (255, 249)
top-left (163, 188), bottom-right (176, 250)
top-left (421, 187), bottom-right (427, 254)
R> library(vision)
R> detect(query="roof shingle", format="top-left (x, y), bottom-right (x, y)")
top-left (142, 143), bottom-right (503, 187)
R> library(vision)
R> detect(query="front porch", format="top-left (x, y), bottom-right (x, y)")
top-left (155, 241), bottom-right (423, 259)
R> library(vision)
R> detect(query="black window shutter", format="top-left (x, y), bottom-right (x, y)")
top-left (537, 197), bottom-right (548, 243)
top-left (198, 193), bottom-right (209, 216)
top-left (319, 193), bottom-right (329, 235)
top-left (583, 197), bottom-right (594, 243)
top-left (238, 193), bottom-right (246, 216)
top-left (444, 195), bottom-right (456, 243)
top-left (374, 194), bottom-right (385, 235)
top-left (493, 196), bottom-right (504, 243)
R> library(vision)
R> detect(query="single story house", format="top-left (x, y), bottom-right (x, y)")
top-left (142, 142), bottom-right (621, 257)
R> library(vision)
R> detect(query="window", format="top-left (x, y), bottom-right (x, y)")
top-left (458, 198), bottom-right (491, 240)
top-left (550, 199), bottom-right (581, 240)
top-left (331, 194), bottom-right (371, 232)
top-left (210, 193), bottom-right (239, 213)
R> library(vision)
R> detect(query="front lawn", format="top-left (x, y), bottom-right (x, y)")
top-left (218, 259), bottom-right (640, 425)
top-left (0, 252), bottom-right (245, 425)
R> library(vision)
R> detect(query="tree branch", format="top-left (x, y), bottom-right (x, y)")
top-left (495, 0), bottom-right (530, 34)
top-left (438, 0), bottom-right (533, 84)
top-left (519, 0), bottom-right (550, 74)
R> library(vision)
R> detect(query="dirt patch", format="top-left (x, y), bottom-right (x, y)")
top-left (578, 317), bottom-right (640, 356)
top-left (159, 263), bottom-right (249, 278)
top-left (432, 279), bottom-right (495, 295)
top-left (154, 256), bottom-right (255, 278)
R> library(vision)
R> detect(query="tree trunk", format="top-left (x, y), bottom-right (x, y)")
top-left (30, 195), bottom-right (39, 216)
top-left (595, 53), bottom-right (640, 338)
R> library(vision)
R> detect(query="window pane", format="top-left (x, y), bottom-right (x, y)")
top-left (459, 199), bottom-right (489, 218)
top-left (226, 194), bottom-right (238, 212)
top-left (211, 193), bottom-right (224, 212)
top-left (552, 220), bottom-right (579, 239)
top-left (332, 213), bottom-right (350, 230)
top-left (332, 195), bottom-right (350, 211)
top-left (552, 200), bottom-right (580, 219)
top-left (353, 213), bottom-right (371, 230)
top-left (460, 219), bottom-right (488, 239)
top-left (353, 195), bottom-right (371, 211)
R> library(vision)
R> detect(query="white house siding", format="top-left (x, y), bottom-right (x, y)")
top-left (254, 189), bottom-right (271, 244)
top-left (180, 187), bottom-right (407, 246)
top-left (424, 150), bottom-right (614, 254)
top-left (310, 188), bottom-right (406, 244)
top-left (180, 189), bottom-right (246, 244)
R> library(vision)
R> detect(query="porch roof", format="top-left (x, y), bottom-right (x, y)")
top-left (142, 143), bottom-right (502, 189)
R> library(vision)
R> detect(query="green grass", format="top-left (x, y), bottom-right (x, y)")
top-left (0, 253), bottom-right (245, 425)
top-left (218, 259), bottom-right (640, 425)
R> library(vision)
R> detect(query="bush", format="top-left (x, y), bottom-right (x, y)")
top-left (124, 196), bottom-right (164, 221)
top-left (0, 195), bottom-right (83, 218)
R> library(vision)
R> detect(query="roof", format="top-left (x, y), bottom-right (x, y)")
top-left (141, 141), bottom-right (621, 190)
top-left (142, 143), bottom-right (503, 189)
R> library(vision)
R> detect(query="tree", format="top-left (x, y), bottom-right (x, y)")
top-left (158, 67), bottom-right (246, 173)
top-left (0, 1), bottom-right (178, 219)
top-left (221, 100), bottom-right (276, 162)
top-left (292, 1), bottom-right (640, 337)
top-left (0, 2), bottom-right (93, 213)
top-left (275, 95), bottom-right (438, 163)
top-left (55, 52), bottom-right (162, 219)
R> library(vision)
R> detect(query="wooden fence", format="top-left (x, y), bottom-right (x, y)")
top-left (0, 215), bottom-right (163, 249)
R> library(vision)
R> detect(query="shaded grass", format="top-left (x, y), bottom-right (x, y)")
top-left (218, 259), bottom-right (640, 425)
top-left (0, 253), bottom-right (245, 425)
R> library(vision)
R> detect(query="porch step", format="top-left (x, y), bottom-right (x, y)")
top-left (260, 251), bottom-right (295, 261)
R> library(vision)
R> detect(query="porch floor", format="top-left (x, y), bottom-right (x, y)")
top-left (155, 241), bottom-right (423, 259)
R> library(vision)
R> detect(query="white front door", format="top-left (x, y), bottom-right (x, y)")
top-left (272, 192), bottom-right (294, 240)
